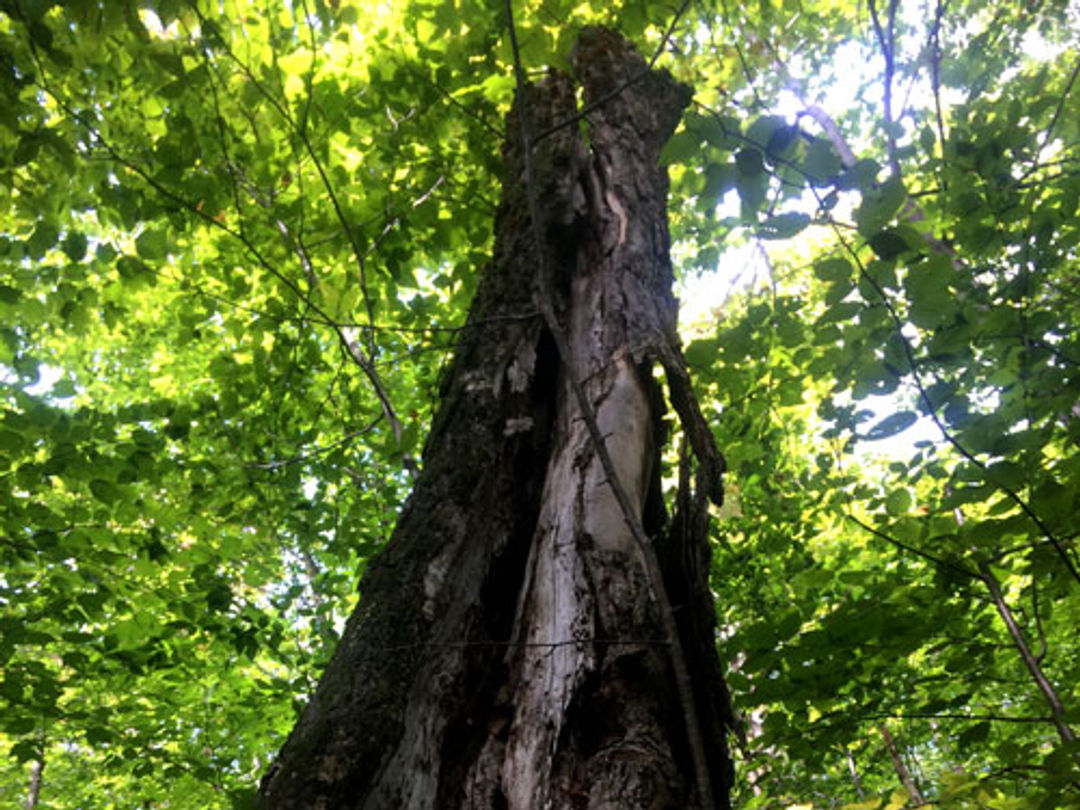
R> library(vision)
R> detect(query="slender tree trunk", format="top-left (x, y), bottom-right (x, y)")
top-left (24, 759), bottom-right (43, 810)
top-left (258, 28), bottom-right (732, 809)
top-left (978, 561), bottom-right (1077, 749)
top-left (846, 750), bottom-right (865, 800)
top-left (877, 723), bottom-right (924, 805)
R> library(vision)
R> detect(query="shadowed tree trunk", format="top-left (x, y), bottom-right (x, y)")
top-left (257, 28), bottom-right (733, 810)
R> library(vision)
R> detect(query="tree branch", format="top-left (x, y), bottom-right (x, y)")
top-left (868, 0), bottom-right (902, 177)
top-left (930, 0), bottom-right (949, 176)
top-left (877, 722), bottom-right (926, 806)
top-left (978, 561), bottom-right (1078, 749)
top-left (845, 512), bottom-right (981, 580)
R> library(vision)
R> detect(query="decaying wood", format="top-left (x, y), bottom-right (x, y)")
top-left (257, 28), bottom-right (732, 810)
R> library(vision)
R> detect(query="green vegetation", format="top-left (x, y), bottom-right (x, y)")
top-left (1, 0), bottom-right (1078, 807)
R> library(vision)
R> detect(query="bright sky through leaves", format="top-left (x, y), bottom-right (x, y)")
top-left (2, 0), bottom-right (1080, 807)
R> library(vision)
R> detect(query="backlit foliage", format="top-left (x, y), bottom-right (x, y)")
top-left (1, 0), bottom-right (1078, 807)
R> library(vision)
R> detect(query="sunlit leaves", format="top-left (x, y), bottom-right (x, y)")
top-left (855, 177), bottom-right (906, 237)
top-left (0, 0), bottom-right (487, 803)
top-left (684, 3), bottom-right (1080, 808)
top-left (2, 0), bottom-right (1079, 807)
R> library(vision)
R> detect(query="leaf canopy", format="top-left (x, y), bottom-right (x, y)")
top-left (2, 0), bottom-right (1080, 807)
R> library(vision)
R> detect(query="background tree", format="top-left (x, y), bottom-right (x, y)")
top-left (1, 0), bottom-right (1078, 808)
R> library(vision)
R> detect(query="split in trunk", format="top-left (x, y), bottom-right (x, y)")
top-left (257, 27), bottom-right (733, 810)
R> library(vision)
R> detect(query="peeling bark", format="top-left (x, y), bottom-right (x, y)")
top-left (258, 28), bottom-right (732, 810)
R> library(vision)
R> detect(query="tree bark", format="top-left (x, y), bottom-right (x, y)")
top-left (877, 723), bottom-right (924, 806)
top-left (24, 758), bottom-right (43, 810)
top-left (257, 28), bottom-right (732, 810)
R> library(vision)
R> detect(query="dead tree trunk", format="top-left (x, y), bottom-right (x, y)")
top-left (257, 28), bottom-right (732, 810)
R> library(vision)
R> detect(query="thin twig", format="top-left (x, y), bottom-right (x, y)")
top-left (800, 105), bottom-right (857, 168)
top-left (191, 7), bottom-right (414, 457)
top-left (408, 66), bottom-right (505, 138)
top-left (198, 8), bottom-right (378, 332)
top-left (930, 0), bottom-right (949, 177)
top-left (867, 711), bottom-right (1054, 724)
top-left (249, 421), bottom-right (382, 470)
top-left (868, 0), bottom-right (901, 177)
top-left (718, 0), bottom-right (765, 109)
top-left (979, 561), bottom-right (1077, 748)
top-left (27, 28), bottom-right (420, 473)
top-left (1030, 573), bottom-right (1048, 665)
top-left (1039, 57), bottom-right (1080, 155)
top-left (1020, 57), bottom-right (1080, 183)
top-left (845, 513), bottom-right (980, 580)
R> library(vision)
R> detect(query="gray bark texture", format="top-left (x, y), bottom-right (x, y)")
top-left (24, 758), bottom-right (43, 810)
top-left (257, 27), bottom-right (733, 810)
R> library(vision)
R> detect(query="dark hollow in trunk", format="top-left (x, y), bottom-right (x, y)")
top-left (258, 27), bottom-right (733, 810)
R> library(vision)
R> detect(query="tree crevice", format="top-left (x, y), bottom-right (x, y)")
top-left (257, 28), bottom-right (732, 810)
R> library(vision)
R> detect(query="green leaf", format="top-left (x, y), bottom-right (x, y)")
top-left (814, 258), bottom-right (852, 282)
top-left (757, 212), bottom-right (810, 240)
top-left (904, 255), bottom-right (954, 328)
top-left (135, 228), bottom-right (169, 261)
top-left (736, 174), bottom-right (767, 214)
top-left (735, 149), bottom-right (767, 214)
top-left (700, 162), bottom-right (736, 205)
top-left (885, 489), bottom-right (912, 515)
top-left (863, 411), bottom-right (918, 440)
top-left (51, 377), bottom-right (77, 398)
top-left (735, 148), bottom-right (764, 177)
top-left (855, 177), bottom-right (907, 236)
top-left (746, 115), bottom-right (789, 151)
top-left (26, 221), bottom-right (60, 258)
top-left (398, 421), bottom-right (420, 454)
top-left (869, 227), bottom-right (915, 259)
top-left (659, 130), bottom-right (700, 166)
top-left (823, 275), bottom-right (854, 305)
top-left (9, 739), bottom-right (39, 764)
top-left (13, 134), bottom-right (42, 166)
top-left (89, 479), bottom-right (122, 505)
top-left (956, 720), bottom-right (991, 749)
top-left (62, 230), bottom-right (89, 262)
top-left (85, 726), bottom-right (114, 745)
top-left (229, 788), bottom-right (257, 810)
top-left (4, 715), bottom-right (37, 736)
top-left (0, 429), bottom-right (26, 453)
top-left (816, 301), bottom-right (860, 324)
top-left (697, 115), bottom-right (742, 150)
top-left (803, 138), bottom-right (842, 185)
